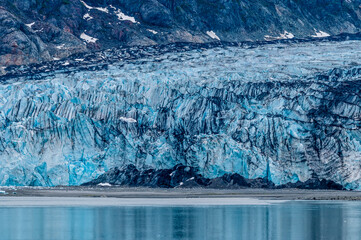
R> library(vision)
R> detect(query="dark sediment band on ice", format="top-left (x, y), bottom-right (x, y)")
top-left (2, 32), bottom-right (361, 81)
top-left (82, 164), bottom-right (345, 190)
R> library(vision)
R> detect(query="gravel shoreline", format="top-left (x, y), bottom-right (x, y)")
top-left (1, 187), bottom-right (361, 201)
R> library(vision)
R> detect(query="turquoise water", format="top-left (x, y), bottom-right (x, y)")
top-left (1, 201), bottom-right (361, 240)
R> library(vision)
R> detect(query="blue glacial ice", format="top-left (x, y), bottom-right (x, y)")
top-left (1, 40), bottom-right (361, 189)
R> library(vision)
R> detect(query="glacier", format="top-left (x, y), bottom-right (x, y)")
top-left (1, 40), bottom-right (361, 189)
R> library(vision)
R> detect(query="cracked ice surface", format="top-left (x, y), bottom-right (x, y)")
top-left (1, 41), bottom-right (361, 188)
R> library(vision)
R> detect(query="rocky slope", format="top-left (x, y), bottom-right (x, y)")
top-left (83, 164), bottom-right (345, 190)
top-left (1, 0), bottom-right (361, 66)
top-left (1, 40), bottom-right (361, 189)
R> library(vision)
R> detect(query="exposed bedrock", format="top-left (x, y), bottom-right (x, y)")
top-left (1, 0), bottom-right (361, 65)
top-left (83, 164), bottom-right (344, 190)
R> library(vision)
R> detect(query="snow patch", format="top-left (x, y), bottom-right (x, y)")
top-left (119, 117), bottom-right (137, 123)
top-left (265, 31), bottom-right (294, 40)
top-left (56, 44), bottom-right (65, 49)
top-left (83, 13), bottom-right (93, 21)
top-left (80, 2), bottom-right (137, 22)
top-left (80, 32), bottom-right (98, 43)
top-left (206, 31), bottom-right (220, 41)
top-left (25, 22), bottom-right (35, 29)
top-left (280, 31), bottom-right (294, 39)
top-left (80, 0), bottom-right (108, 13)
top-left (95, 7), bottom-right (108, 13)
top-left (80, 0), bottom-right (92, 10)
top-left (147, 29), bottom-right (158, 34)
top-left (109, 5), bottom-right (138, 23)
top-left (97, 183), bottom-right (112, 187)
top-left (115, 10), bottom-right (137, 23)
top-left (186, 177), bottom-right (195, 181)
top-left (312, 30), bottom-right (330, 38)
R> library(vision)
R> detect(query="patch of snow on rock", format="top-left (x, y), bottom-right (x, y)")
top-left (95, 7), bottom-right (108, 13)
top-left (206, 31), bottom-right (221, 40)
top-left (147, 29), bottom-right (158, 34)
top-left (80, 32), bottom-right (98, 43)
top-left (56, 44), bottom-right (65, 49)
top-left (83, 13), bottom-right (93, 21)
top-left (280, 31), bottom-right (294, 39)
top-left (80, 0), bottom-right (92, 10)
top-left (109, 5), bottom-right (138, 23)
top-left (312, 30), bottom-right (330, 38)
top-left (25, 22), bottom-right (35, 29)
top-left (265, 31), bottom-right (294, 40)
top-left (80, 0), bottom-right (108, 13)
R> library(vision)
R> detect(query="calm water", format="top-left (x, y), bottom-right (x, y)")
top-left (1, 201), bottom-right (361, 240)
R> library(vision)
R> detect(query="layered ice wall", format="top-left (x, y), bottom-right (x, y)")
top-left (1, 41), bottom-right (361, 188)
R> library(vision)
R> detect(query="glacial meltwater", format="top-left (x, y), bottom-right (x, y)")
top-left (0, 200), bottom-right (360, 240)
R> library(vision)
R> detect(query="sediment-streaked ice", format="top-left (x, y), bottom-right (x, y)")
top-left (1, 41), bottom-right (361, 189)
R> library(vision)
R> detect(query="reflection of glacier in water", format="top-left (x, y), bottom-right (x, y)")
top-left (0, 201), bottom-right (360, 240)
top-left (1, 40), bottom-right (361, 188)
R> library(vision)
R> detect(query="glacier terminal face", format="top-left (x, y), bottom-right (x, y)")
top-left (1, 41), bottom-right (361, 189)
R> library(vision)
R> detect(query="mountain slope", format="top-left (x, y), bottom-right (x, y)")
top-left (1, 0), bottom-right (361, 66)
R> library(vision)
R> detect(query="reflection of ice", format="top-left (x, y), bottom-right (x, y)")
top-left (0, 197), bottom-right (286, 206)
top-left (0, 201), bottom-right (358, 240)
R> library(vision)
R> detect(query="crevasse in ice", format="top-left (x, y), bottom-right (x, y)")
top-left (1, 41), bottom-right (361, 189)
